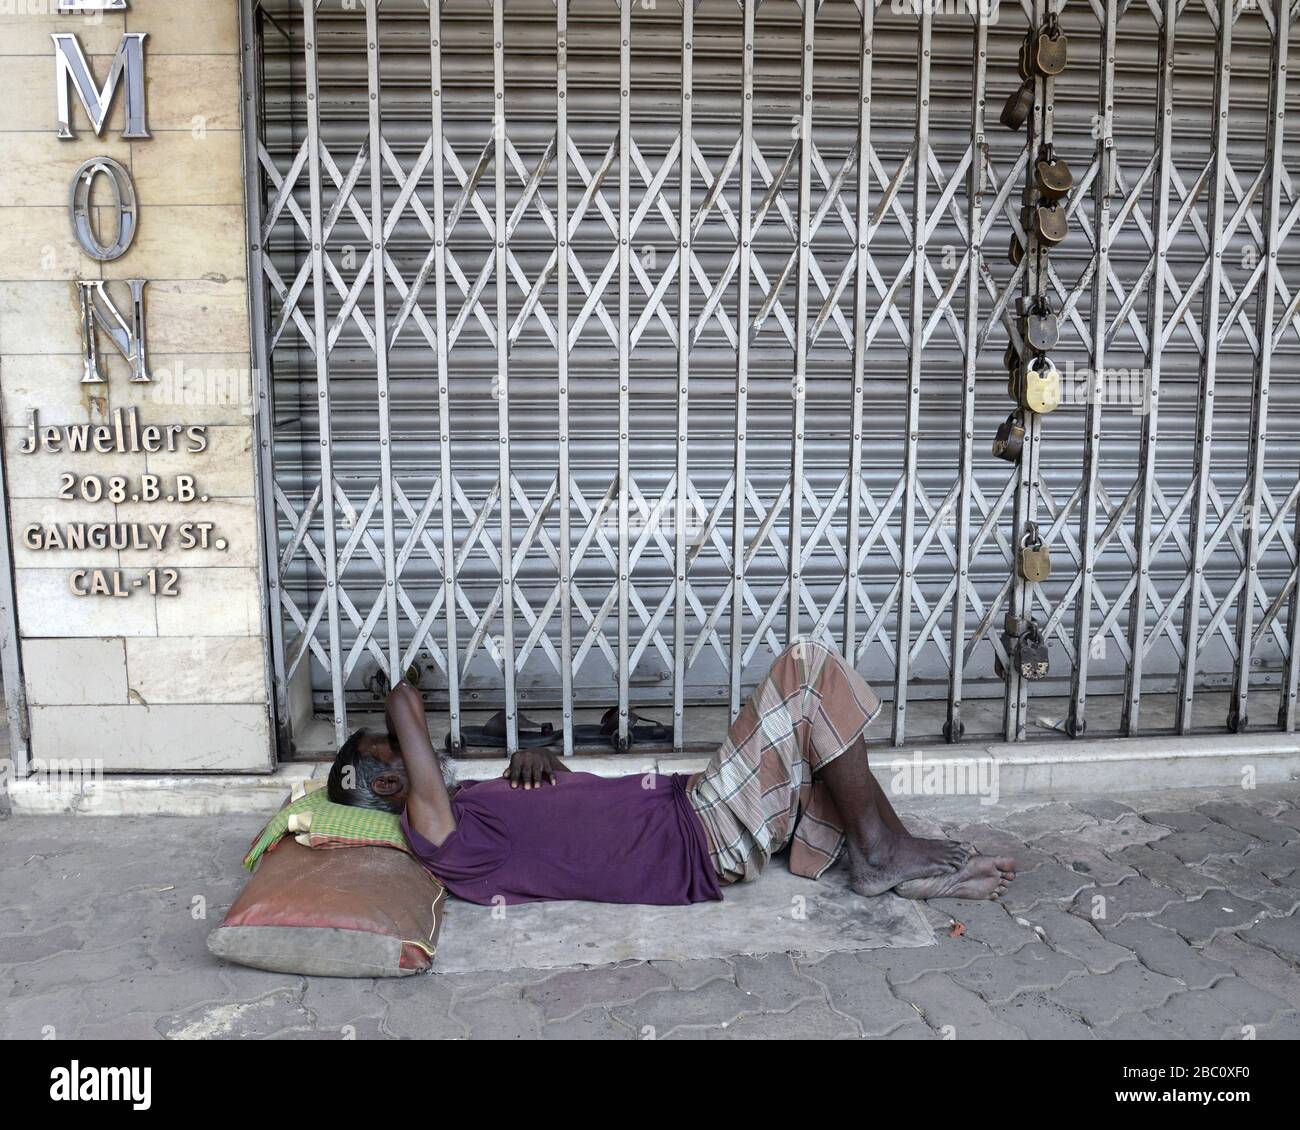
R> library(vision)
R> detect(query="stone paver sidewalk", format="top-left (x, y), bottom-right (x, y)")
top-left (1, 783), bottom-right (1298, 1040)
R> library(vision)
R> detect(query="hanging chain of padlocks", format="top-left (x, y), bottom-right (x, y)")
top-left (993, 2), bottom-right (1070, 740)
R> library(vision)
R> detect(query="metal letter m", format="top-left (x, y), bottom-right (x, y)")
top-left (51, 32), bottom-right (149, 140)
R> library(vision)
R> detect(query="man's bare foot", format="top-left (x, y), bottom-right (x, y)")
top-left (892, 855), bottom-right (1017, 900)
top-left (847, 833), bottom-right (971, 897)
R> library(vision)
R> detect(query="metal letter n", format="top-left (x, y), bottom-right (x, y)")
top-left (76, 279), bottom-right (152, 385)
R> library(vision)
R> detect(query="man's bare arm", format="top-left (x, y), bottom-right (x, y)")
top-left (385, 682), bottom-right (456, 846)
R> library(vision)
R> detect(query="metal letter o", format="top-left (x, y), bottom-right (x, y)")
top-left (69, 156), bottom-right (138, 262)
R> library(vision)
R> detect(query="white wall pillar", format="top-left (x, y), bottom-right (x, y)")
top-left (0, 1), bottom-right (273, 772)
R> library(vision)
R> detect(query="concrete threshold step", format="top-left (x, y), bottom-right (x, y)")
top-left (6, 730), bottom-right (1297, 817)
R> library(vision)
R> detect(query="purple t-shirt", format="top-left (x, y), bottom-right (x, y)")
top-left (401, 771), bottom-right (722, 906)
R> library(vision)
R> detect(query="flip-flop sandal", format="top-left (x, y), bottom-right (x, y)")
top-left (572, 706), bottom-right (672, 751)
top-left (447, 709), bottom-right (560, 754)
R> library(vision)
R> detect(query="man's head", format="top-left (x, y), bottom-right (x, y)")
top-left (327, 728), bottom-right (408, 813)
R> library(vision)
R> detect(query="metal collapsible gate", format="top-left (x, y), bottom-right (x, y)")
top-left (239, 0), bottom-right (1300, 758)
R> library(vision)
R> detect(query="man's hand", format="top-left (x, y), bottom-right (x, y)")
top-left (504, 748), bottom-right (570, 790)
top-left (386, 679), bottom-right (423, 714)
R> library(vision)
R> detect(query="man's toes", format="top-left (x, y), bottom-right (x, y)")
top-left (943, 840), bottom-right (972, 863)
top-left (960, 876), bottom-right (1004, 900)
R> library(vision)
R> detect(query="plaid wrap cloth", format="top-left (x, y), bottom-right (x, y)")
top-left (243, 783), bottom-right (409, 871)
top-left (688, 638), bottom-right (883, 883)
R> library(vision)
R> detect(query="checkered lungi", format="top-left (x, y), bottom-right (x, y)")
top-left (687, 638), bottom-right (883, 884)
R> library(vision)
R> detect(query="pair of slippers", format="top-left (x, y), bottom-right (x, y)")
top-left (447, 707), bottom-right (670, 754)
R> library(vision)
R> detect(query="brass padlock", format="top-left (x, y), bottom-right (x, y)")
top-left (1009, 232), bottom-right (1024, 266)
top-left (1018, 524), bottom-right (1052, 582)
top-left (1023, 298), bottom-right (1059, 352)
top-left (1000, 80), bottom-right (1033, 131)
top-left (1035, 145), bottom-right (1073, 201)
top-left (992, 412), bottom-right (1026, 463)
top-left (1017, 622), bottom-right (1051, 681)
top-left (1017, 35), bottom-right (1032, 82)
top-left (1035, 201), bottom-right (1069, 245)
top-left (1020, 356), bottom-right (1062, 415)
top-left (1032, 15), bottom-right (1068, 77)
top-left (1004, 343), bottom-right (1020, 373)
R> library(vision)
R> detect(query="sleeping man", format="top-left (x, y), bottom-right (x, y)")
top-left (328, 639), bottom-right (1017, 906)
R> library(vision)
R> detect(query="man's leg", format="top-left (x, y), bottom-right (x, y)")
top-left (817, 736), bottom-right (1016, 900)
top-left (687, 638), bottom-right (1016, 899)
top-left (815, 738), bottom-right (963, 895)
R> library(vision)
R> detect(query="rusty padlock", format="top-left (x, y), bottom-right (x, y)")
top-left (1035, 144), bottom-right (1074, 201)
top-left (1016, 621), bottom-right (1051, 681)
top-left (1023, 296), bottom-right (1059, 352)
top-left (1034, 200), bottom-right (1069, 246)
top-left (1000, 79), bottom-right (1033, 131)
top-left (992, 412), bottom-right (1026, 463)
top-left (1032, 13), bottom-right (1068, 77)
top-left (1005, 343), bottom-right (1022, 403)
top-left (997, 613), bottom-right (1028, 680)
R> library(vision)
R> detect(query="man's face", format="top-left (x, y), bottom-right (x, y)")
top-left (359, 731), bottom-right (408, 811)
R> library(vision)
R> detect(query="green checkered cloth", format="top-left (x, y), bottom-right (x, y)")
top-left (243, 787), bottom-right (408, 870)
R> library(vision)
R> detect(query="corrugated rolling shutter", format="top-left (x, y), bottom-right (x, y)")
top-left (242, 0), bottom-right (1300, 753)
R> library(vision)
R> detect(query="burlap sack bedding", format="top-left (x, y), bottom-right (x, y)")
top-left (208, 781), bottom-right (444, 978)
